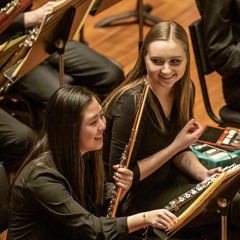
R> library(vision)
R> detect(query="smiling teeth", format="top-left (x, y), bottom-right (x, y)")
top-left (162, 75), bottom-right (173, 79)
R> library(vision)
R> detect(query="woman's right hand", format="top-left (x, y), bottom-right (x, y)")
top-left (127, 209), bottom-right (178, 233)
top-left (112, 164), bottom-right (133, 201)
top-left (173, 119), bottom-right (203, 151)
top-left (24, 1), bottom-right (64, 28)
top-left (145, 209), bottom-right (178, 229)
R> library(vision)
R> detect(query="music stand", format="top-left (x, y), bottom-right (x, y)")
top-left (90, 0), bottom-right (123, 15)
top-left (217, 197), bottom-right (229, 240)
top-left (95, 0), bottom-right (160, 28)
top-left (0, 35), bottom-right (27, 69)
top-left (153, 165), bottom-right (240, 240)
top-left (94, 0), bottom-right (160, 51)
top-left (79, 0), bottom-right (123, 43)
top-left (4, 0), bottom-right (96, 88)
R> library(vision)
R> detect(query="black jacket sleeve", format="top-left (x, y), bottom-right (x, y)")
top-left (31, 171), bottom-right (127, 239)
top-left (2, 13), bottom-right (26, 36)
top-left (196, 0), bottom-right (240, 77)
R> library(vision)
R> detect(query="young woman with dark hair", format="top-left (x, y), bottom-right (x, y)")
top-left (7, 86), bottom-right (178, 240)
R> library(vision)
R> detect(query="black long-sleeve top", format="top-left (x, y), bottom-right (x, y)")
top-left (7, 157), bottom-right (128, 240)
top-left (103, 83), bottom-right (188, 194)
top-left (0, 14), bottom-right (25, 44)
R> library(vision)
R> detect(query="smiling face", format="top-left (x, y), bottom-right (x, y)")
top-left (145, 39), bottom-right (187, 90)
top-left (80, 97), bottom-right (106, 155)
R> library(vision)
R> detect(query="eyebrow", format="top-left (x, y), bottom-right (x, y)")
top-left (150, 55), bottom-right (183, 59)
top-left (88, 109), bottom-right (103, 121)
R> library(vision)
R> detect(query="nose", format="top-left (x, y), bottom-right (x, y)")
top-left (161, 63), bottom-right (171, 74)
top-left (98, 118), bottom-right (106, 131)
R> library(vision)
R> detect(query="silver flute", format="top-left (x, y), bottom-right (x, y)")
top-left (165, 163), bottom-right (239, 212)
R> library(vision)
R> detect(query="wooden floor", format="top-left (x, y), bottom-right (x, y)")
top-left (82, 0), bottom-right (224, 128)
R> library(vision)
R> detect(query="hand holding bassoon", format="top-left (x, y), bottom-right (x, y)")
top-left (25, 1), bottom-right (64, 28)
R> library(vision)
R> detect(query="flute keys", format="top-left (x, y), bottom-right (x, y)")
top-left (196, 184), bottom-right (203, 191)
top-left (166, 199), bottom-right (179, 211)
top-left (178, 196), bottom-right (185, 202)
top-left (169, 199), bottom-right (178, 206)
top-left (190, 189), bottom-right (197, 195)
top-left (185, 193), bottom-right (191, 199)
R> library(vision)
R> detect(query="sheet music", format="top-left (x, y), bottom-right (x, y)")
top-left (154, 164), bottom-right (240, 239)
top-left (91, 0), bottom-right (123, 15)
top-left (168, 165), bottom-right (240, 235)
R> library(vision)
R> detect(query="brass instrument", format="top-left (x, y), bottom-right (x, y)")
top-left (164, 163), bottom-right (240, 212)
top-left (107, 80), bottom-right (150, 217)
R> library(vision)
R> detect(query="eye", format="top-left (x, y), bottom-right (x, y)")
top-left (170, 59), bottom-right (181, 65)
top-left (100, 112), bottom-right (105, 119)
top-left (90, 112), bottom-right (105, 126)
top-left (90, 120), bottom-right (97, 126)
top-left (151, 58), bottom-right (164, 65)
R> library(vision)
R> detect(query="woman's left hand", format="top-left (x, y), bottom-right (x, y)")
top-left (200, 167), bottom-right (223, 181)
top-left (206, 167), bottom-right (223, 178)
top-left (112, 165), bottom-right (133, 200)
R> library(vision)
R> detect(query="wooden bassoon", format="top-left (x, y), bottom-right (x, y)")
top-left (0, 27), bottom-right (39, 93)
top-left (0, 0), bottom-right (32, 34)
top-left (107, 80), bottom-right (150, 217)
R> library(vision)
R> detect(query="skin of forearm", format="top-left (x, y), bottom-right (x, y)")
top-left (137, 142), bottom-right (183, 180)
top-left (173, 151), bottom-right (208, 182)
top-left (127, 212), bottom-right (149, 233)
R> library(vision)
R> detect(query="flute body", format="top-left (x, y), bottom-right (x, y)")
top-left (164, 163), bottom-right (240, 212)
top-left (107, 81), bottom-right (150, 217)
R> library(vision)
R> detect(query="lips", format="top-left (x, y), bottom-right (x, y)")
top-left (95, 135), bottom-right (103, 140)
top-left (160, 74), bottom-right (174, 79)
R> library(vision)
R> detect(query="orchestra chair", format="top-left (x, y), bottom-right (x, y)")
top-left (0, 163), bottom-right (9, 234)
top-left (189, 19), bottom-right (240, 128)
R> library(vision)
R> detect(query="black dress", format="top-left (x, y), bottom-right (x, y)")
top-left (103, 83), bottom-right (194, 214)
top-left (103, 83), bottom-right (240, 239)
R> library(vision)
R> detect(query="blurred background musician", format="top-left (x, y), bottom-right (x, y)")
top-left (195, 0), bottom-right (240, 113)
top-left (0, 1), bottom-right (125, 233)
top-left (1, 0), bottom-right (125, 105)
top-left (0, 0), bottom-right (125, 173)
